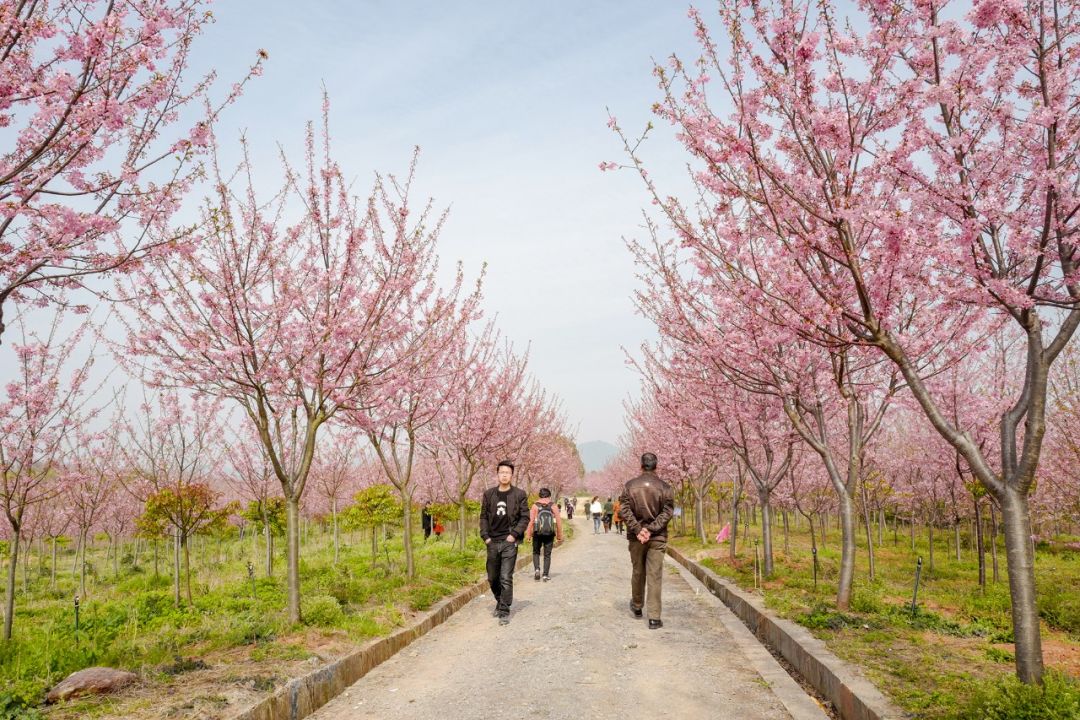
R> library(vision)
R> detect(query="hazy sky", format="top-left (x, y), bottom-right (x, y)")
top-left (179, 1), bottom-right (711, 445)
top-left (10, 2), bottom-right (712, 445)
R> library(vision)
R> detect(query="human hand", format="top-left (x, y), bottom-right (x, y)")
top-left (506, 534), bottom-right (515, 543)
top-left (485, 538), bottom-right (491, 544)
top-left (637, 529), bottom-right (651, 544)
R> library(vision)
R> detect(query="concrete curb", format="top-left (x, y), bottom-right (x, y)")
top-left (230, 550), bottom-right (535, 720)
top-left (666, 546), bottom-right (906, 720)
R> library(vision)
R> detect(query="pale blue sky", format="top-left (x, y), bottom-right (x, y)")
top-left (2, 3), bottom-right (710, 445)
top-left (188, 1), bottom-right (712, 445)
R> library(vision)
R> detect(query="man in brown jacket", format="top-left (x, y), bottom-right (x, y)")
top-left (618, 452), bottom-right (675, 629)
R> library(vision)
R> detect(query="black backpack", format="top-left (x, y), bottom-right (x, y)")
top-left (535, 503), bottom-right (556, 536)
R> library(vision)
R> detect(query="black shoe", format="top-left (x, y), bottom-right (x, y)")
top-left (630, 601), bottom-right (642, 618)
top-left (498, 613), bottom-right (510, 626)
top-left (649, 619), bottom-right (663, 630)
top-left (534, 568), bottom-right (541, 581)
top-left (542, 575), bottom-right (550, 582)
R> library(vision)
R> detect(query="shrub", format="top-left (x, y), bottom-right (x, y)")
top-left (961, 671), bottom-right (1080, 720)
top-left (302, 595), bottom-right (344, 627)
top-left (0, 679), bottom-right (46, 720)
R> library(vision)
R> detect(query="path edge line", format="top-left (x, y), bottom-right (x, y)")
top-left (229, 551), bottom-right (536, 720)
top-left (666, 546), bottom-right (905, 720)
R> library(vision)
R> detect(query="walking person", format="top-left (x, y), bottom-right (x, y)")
top-left (602, 497), bottom-right (614, 533)
top-left (619, 452), bottom-right (675, 629)
top-left (525, 487), bottom-right (564, 581)
top-left (590, 496), bottom-right (603, 534)
top-left (421, 503), bottom-right (433, 541)
top-left (613, 497), bottom-right (624, 535)
top-left (566, 497), bottom-right (574, 519)
top-left (480, 460), bottom-right (529, 625)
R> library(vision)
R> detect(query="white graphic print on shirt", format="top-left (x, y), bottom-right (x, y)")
top-left (496, 501), bottom-right (507, 516)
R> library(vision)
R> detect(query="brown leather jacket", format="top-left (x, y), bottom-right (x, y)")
top-left (618, 471), bottom-right (675, 540)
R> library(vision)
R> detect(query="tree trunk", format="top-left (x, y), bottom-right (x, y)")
top-left (990, 502), bottom-right (1000, 583)
top-left (79, 531), bottom-right (87, 598)
top-left (3, 530), bottom-right (19, 641)
top-left (402, 494), bottom-right (415, 578)
top-left (860, 477), bottom-right (876, 581)
top-left (807, 514), bottom-right (818, 554)
top-left (457, 495), bottom-right (468, 552)
top-left (729, 490), bottom-right (739, 562)
top-left (371, 526), bottom-right (378, 559)
top-left (51, 537), bottom-right (58, 589)
top-left (954, 520), bottom-right (962, 563)
top-left (264, 506), bottom-right (273, 577)
top-left (928, 521), bottom-right (935, 574)
top-left (173, 529), bottom-right (181, 607)
top-left (782, 509), bottom-right (790, 556)
top-left (837, 494), bottom-right (856, 610)
top-left (182, 535), bottom-right (193, 604)
top-left (1000, 489), bottom-right (1044, 684)
top-left (285, 496), bottom-right (302, 623)
top-left (975, 496), bottom-right (986, 590)
top-left (153, 538), bottom-right (159, 578)
top-left (759, 491), bottom-right (774, 578)
top-left (694, 485), bottom-right (707, 545)
top-left (332, 498), bottom-right (340, 566)
top-left (911, 511), bottom-right (916, 551)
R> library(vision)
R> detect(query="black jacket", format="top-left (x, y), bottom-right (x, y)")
top-left (479, 485), bottom-right (529, 542)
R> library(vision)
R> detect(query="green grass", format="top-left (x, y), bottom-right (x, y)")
top-left (0, 522), bottom-right (493, 717)
top-left (672, 518), bottom-right (1080, 720)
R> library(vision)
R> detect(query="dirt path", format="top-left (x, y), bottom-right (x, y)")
top-left (310, 514), bottom-right (815, 720)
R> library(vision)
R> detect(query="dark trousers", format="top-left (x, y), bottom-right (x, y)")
top-left (628, 536), bottom-right (667, 621)
top-left (532, 534), bottom-right (555, 575)
top-left (486, 540), bottom-right (518, 613)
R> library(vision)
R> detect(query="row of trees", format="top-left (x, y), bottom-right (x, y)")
top-left (601, 0), bottom-right (1080, 687)
top-left (0, 0), bottom-right (581, 641)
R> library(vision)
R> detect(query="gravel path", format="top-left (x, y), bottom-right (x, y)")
top-left (310, 514), bottom-right (806, 720)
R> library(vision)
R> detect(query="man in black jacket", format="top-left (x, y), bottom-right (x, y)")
top-left (479, 460), bottom-right (529, 625)
top-left (619, 452), bottom-right (675, 629)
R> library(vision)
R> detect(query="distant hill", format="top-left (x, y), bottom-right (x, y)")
top-left (577, 440), bottom-right (619, 473)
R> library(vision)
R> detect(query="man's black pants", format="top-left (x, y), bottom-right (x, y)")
top-left (532, 534), bottom-right (555, 576)
top-left (486, 540), bottom-right (518, 614)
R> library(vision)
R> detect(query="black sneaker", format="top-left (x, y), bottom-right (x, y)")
top-left (629, 601), bottom-right (643, 618)
top-left (534, 568), bottom-right (541, 581)
top-left (498, 614), bottom-right (510, 626)
top-left (542, 575), bottom-right (550, 582)
top-left (649, 619), bottom-right (663, 630)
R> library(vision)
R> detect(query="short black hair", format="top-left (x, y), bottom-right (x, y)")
top-left (497, 460), bottom-right (515, 474)
top-left (539, 487), bottom-right (551, 498)
top-left (641, 452), bottom-right (658, 471)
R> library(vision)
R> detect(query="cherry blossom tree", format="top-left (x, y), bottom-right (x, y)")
top-left (120, 390), bottom-right (222, 605)
top-left (0, 0), bottom-right (265, 343)
top-left (0, 312), bottom-right (93, 639)
top-left (123, 100), bottom-right (454, 622)
top-left (612, 0), bottom-right (1080, 681)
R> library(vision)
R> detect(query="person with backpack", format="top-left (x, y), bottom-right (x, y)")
top-left (602, 497), bottom-right (615, 533)
top-left (525, 487), bottom-right (564, 581)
